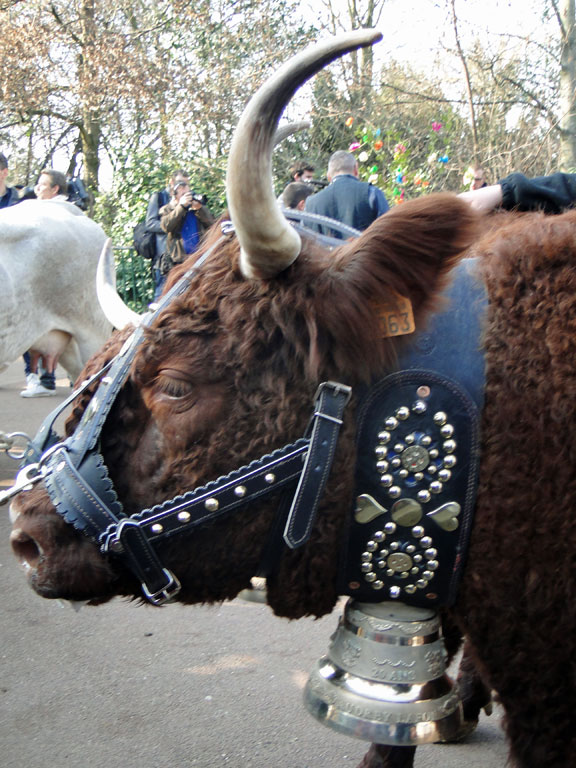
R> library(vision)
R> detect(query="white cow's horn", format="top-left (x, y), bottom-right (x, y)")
top-left (96, 239), bottom-right (141, 330)
top-left (226, 29), bottom-right (383, 280)
top-left (272, 120), bottom-right (310, 145)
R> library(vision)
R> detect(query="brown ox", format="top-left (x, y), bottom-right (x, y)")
top-left (8, 30), bottom-right (576, 768)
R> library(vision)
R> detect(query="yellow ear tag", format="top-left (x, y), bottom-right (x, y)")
top-left (377, 293), bottom-right (415, 338)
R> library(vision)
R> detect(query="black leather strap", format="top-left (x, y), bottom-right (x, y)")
top-left (44, 446), bottom-right (123, 538)
top-left (100, 439), bottom-right (311, 549)
top-left (108, 519), bottom-right (181, 604)
top-left (283, 381), bottom-right (351, 549)
top-left (43, 444), bottom-right (181, 604)
top-left (22, 359), bottom-right (115, 465)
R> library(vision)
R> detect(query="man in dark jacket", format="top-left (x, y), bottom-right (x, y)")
top-left (0, 152), bottom-right (21, 209)
top-left (159, 180), bottom-right (214, 278)
top-left (146, 169), bottom-right (187, 299)
top-left (304, 150), bottom-right (389, 238)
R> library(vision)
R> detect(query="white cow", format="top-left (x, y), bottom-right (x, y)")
top-left (0, 199), bottom-right (113, 382)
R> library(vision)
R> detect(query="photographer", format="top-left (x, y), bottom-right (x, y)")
top-left (159, 180), bottom-right (214, 280)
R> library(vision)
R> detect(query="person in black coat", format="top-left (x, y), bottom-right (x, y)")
top-left (304, 150), bottom-right (389, 238)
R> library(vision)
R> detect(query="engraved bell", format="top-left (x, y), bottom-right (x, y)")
top-left (304, 599), bottom-right (462, 745)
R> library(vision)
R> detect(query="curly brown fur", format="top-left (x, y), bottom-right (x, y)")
top-left (452, 208), bottom-right (576, 767)
top-left (456, 639), bottom-right (493, 726)
top-left (355, 745), bottom-right (417, 768)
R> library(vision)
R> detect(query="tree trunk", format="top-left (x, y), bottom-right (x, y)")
top-left (79, 0), bottom-right (101, 193)
top-left (559, 0), bottom-right (576, 170)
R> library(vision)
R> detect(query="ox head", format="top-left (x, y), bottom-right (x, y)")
top-left (9, 30), bottom-right (478, 618)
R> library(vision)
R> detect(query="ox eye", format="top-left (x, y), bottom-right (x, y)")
top-left (155, 369), bottom-right (195, 398)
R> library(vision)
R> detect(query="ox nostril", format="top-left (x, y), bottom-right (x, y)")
top-left (10, 529), bottom-right (43, 570)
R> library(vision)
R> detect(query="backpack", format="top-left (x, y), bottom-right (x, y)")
top-left (132, 189), bottom-right (170, 261)
top-left (66, 177), bottom-right (90, 210)
top-left (133, 219), bottom-right (157, 261)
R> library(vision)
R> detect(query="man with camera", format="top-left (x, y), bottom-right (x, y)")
top-left (159, 179), bottom-right (214, 282)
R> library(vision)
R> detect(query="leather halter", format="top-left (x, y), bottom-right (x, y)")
top-left (6, 219), bottom-right (487, 611)
top-left (6, 220), bottom-right (355, 604)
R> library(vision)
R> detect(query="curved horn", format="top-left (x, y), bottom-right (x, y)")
top-left (96, 239), bottom-right (141, 329)
top-left (273, 120), bottom-right (310, 146)
top-left (226, 29), bottom-right (383, 280)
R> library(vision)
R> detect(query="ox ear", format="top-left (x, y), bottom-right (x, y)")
top-left (303, 194), bottom-right (479, 380)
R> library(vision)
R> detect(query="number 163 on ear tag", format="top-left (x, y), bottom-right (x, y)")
top-left (377, 293), bottom-right (415, 338)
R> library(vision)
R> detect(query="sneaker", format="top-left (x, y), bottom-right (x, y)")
top-left (20, 377), bottom-right (57, 398)
top-left (20, 373), bottom-right (39, 396)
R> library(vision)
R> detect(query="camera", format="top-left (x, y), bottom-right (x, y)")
top-left (192, 192), bottom-right (206, 205)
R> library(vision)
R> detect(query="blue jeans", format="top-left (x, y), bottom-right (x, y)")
top-left (23, 351), bottom-right (56, 390)
top-left (153, 267), bottom-right (166, 301)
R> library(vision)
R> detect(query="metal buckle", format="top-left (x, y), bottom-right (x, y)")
top-left (0, 462), bottom-right (47, 505)
top-left (142, 569), bottom-right (182, 605)
top-left (313, 380), bottom-right (352, 406)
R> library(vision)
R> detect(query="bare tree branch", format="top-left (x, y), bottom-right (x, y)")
top-left (449, 0), bottom-right (478, 157)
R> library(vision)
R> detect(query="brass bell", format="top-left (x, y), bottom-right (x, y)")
top-left (304, 599), bottom-right (462, 745)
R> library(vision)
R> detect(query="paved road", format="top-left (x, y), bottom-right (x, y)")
top-left (0, 360), bottom-right (508, 768)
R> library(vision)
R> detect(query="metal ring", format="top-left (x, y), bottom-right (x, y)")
top-left (4, 431), bottom-right (32, 461)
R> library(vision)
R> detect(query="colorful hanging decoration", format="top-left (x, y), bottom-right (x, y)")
top-left (431, 121), bottom-right (442, 132)
top-left (349, 142), bottom-right (360, 151)
top-left (358, 151), bottom-right (369, 162)
top-left (371, 165), bottom-right (379, 173)
top-left (368, 173), bottom-right (379, 184)
top-left (373, 139), bottom-right (383, 151)
top-left (345, 116), bottom-right (354, 127)
top-left (394, 143), bottom-right (406, 155)
top-left (438, 155), bottom-right (449, 164)
top-left (375, 128), bottom-right (381, 137)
